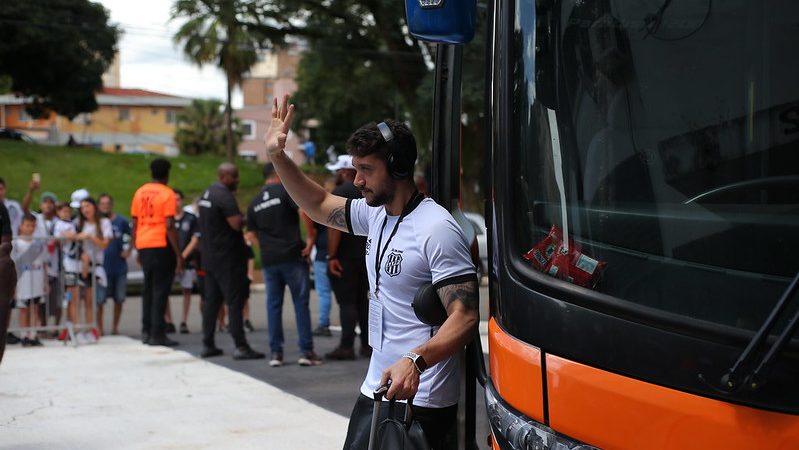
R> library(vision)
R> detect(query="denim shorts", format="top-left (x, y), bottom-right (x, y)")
top-left (96, 272), bottom-right (127, 305)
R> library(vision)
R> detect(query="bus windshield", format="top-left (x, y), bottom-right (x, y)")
top-left (510, 0), bottom-right (799, 330)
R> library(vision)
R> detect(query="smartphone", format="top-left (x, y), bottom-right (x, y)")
top-left (32, 173), bottom-right (41, 183)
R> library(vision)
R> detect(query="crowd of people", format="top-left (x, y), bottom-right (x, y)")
top-left (0, 155), bottom-right (372, 368)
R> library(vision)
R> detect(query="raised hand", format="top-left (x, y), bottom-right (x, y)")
top-left (265, 94), bottom-right (296, 158)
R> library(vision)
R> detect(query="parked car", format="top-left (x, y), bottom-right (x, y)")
top-left (0, 128), bottom-right (35, 143)
top-left (463, 212), bottom-right (488, 283)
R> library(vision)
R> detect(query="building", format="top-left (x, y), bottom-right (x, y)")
top-left (0, 87), bottom-right (191, 156)
top-left (235, 45), bottom-right (307, 164)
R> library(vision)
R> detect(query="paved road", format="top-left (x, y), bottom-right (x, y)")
top-left (108, 282), bottom-right (493, 447)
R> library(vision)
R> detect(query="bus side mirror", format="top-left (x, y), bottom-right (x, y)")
top-left (405, 0), bottom-right (477, 44)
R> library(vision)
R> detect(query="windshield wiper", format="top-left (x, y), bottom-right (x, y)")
top-left (700, 271), bottom-right (799, 393)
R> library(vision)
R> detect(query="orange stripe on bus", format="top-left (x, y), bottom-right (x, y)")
top-left (546, 354), bottom-right (799, 450)
top-left (488, 317), bottom-right (545, 423)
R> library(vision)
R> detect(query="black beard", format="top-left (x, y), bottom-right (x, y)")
top-left (366, 190), bottom-right (391, 207)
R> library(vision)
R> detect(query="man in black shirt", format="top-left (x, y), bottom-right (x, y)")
top-left (174, 189), bottom-right (200, 334)
top-left (325, 157), bottom-right (370, 360)
top-left (0, 201), bottom-right (15, 363)
top-left (246, 163), bottom-right (321, 367)
top-left (198, 163), bottom-right (264, 360)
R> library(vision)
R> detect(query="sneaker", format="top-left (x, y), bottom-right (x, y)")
top-left (165, 323), bottom-right (177, 334)
top-left (21, 337), bottom-right (34, 347)
top-left (76, 332), bottom-right (88, 345)
top-left (312, 326), bottom-right (332, 337)
top-left (84, 331), bottom-right (97, 344)
top-left (326, 347), bottom-right (356, 361)
top-left (269, 352), bottom-right (284, 367)
top-left (179, 323), bottom-right (190, 334)
top-left (31, 338), bottom-right (44, 347)
top-left (200, 346), bottom-right (224, 358)
top-left (90, 328), bottom-right (101, 342)
top-left (244, 320), bottom-right (255, 333)
top-left (233, 346), bottom-right (265, 360)
top-left (57, 329), bottom-right (69, 342)
top-left (360, 346), bottom-right (373, 358)
top-left (141, 333), bottom-right (150, 345)
top-left (298, 351), bottom-right (323, 366)
top-left (7, 332), bottom-right (21, 345)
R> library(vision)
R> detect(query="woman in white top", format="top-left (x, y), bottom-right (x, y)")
top-left (76, 197), bottom-right (112, 341)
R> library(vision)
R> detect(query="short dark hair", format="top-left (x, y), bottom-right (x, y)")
top-left (56, 201), bottom-right (70, 211)
top-left (346, 120), bottom-right (417, 179)
top-left (98, 193), bottom-right (113, 203)
top-left (22, 212), bottom-right (36, 223)
top-left (150, 158), bottom-right (171, 180)
top-left (173, 189), bottom-right (184, 199)
top-left (262, 163), bottom-right (275, 179)
top-left (0, 177), bottom-right (5, 187)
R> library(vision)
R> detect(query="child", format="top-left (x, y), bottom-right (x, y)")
top-left (12, 213), bottom-right (47, 347)
top-left (54, 202), bottom-right (80, 341)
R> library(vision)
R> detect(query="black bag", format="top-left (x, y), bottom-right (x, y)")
top-left (368, 385), bottom-right (430, 450)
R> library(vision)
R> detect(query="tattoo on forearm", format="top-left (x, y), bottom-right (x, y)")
top-left (327, 206), bottom-right (347, 229)
top-left (437, 281), bottom-right (479, 311)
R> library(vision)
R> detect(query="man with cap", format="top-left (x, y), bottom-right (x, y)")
top-left (22, 180), bottom-right (62, 332)
top-left (324, 155), bottom-right (370, 361)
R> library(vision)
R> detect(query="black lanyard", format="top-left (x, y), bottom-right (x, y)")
top-left (373, 191), bottom-right (424, 296)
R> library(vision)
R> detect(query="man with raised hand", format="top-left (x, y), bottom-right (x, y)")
top-left (264, 96), bottom-right (479, 449)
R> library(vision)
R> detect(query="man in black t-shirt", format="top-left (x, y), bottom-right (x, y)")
top-left (0, 201), bottom-right (15, 363)
top-left (324, 157), bottom-right (370, 360)
top-left (197, 163), bottom-right (264, 360)
top-left (174, 189), bottom-right (200, 334)
top-left (246, 163), bottom-right (321, 367)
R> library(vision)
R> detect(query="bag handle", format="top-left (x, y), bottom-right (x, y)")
top-left (374, 383), bottom-right (416, 431)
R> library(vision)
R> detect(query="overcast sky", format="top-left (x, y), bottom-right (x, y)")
top-left (95, 0), bottom-right (243, 107)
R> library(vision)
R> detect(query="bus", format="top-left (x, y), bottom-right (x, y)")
top-left (406, 0), bottom-right (799, 448)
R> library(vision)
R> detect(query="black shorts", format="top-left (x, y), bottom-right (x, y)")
top-left (64, 272), bottom-right (79, 288)
top-left (15, 296), bottom-right (43, 309)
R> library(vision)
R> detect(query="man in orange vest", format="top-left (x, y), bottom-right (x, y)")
top-left (131, 159), bottom-right (183, 347)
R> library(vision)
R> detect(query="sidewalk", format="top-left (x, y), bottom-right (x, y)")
top-left (0, 336), bottom-right (347, 449)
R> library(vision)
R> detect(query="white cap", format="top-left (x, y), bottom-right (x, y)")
top-left (325, 155), bottom-right (355, 172)
top-left (70, 188), bottom-right (90, 208)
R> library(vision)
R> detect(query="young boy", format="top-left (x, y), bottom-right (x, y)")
top-left (54, 202), bottom-right (81, 341)
top-left (12, 213), bottom-right (47, 347)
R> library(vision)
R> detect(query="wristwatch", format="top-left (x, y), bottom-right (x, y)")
top-left (402, 351), bottom-right (428, 374)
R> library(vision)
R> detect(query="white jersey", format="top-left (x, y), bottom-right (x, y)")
top-left (347, 196), bottom-right (475, 408)
top-left (33, 212), bottom-right (59, 277)
top-left (54, 219), bottom-right (80, 273)
top-left (12, 237), bottom-right (47, 301)
top-left (79, 218), bottom-right (113, 265)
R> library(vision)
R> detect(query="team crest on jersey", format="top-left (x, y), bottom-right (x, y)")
top-left (365, 238), bottom-right (372, 255)
top-left (385, 251), bottom-right (403, 277)
top-left (262, 191), bottom-right (270, 201)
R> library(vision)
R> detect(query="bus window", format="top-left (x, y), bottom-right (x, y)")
top-left (510, 0), bottom-right (799, 330)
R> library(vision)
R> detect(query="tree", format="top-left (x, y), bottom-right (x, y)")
top-left (172, 0), bottom-right (272, 162)
top-left (174, 99), bottom-right (241, 156)
top-left (0, 0), bottom-right (119, 119)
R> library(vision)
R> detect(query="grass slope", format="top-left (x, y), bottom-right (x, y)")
top-left (0, 141), bottom-right (264, 215)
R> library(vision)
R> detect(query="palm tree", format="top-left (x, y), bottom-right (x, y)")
top-left (171, 0), bottom-right (261, 162)
top-left (174, 99), bottom-right (240, 156)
